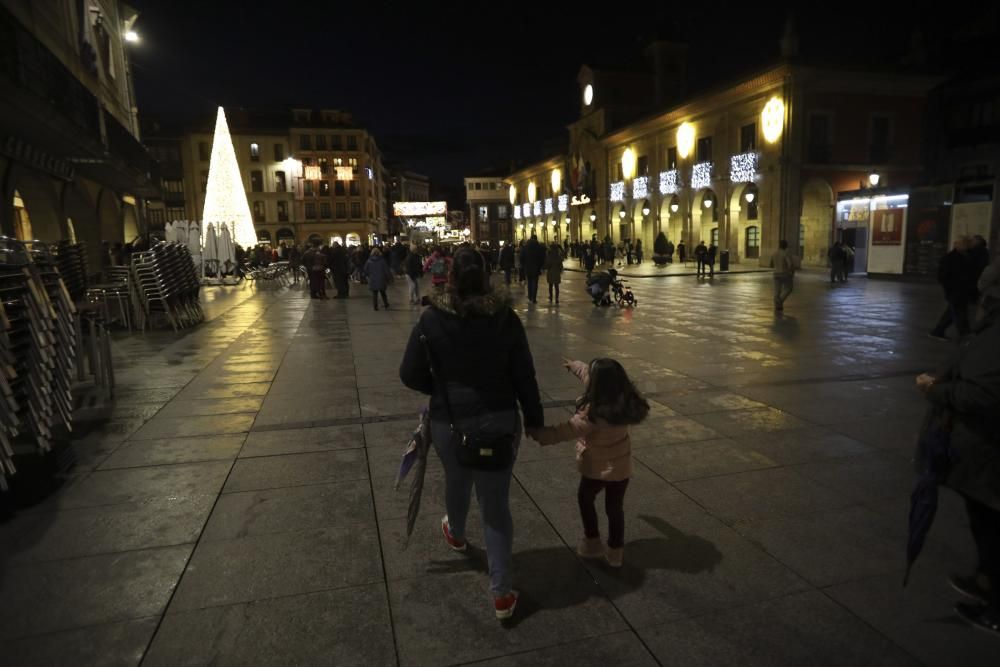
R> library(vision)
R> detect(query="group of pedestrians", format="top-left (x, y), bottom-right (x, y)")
top-left (826, 241), bottom-right (856, 284)
top-left (693, 240), bottom-right (718, 278)
top-left (400, 246), bottom-right (649, 621)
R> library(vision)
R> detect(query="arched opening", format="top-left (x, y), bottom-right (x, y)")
top-left (256, 229), bottom-right (272, 245)
top-left (800, 178), bottom-right (834, 266)
top-left (14, 173), bottom-right (63, 241)
top-left (632, 198), bottom-right (653, 258)
top-left (122, 201), bottom-right (139, 243)
top-left (613, 203), bottom-right (628, 244)
top-left (728, 183), bottom-right (760, 263)
top-left (693, 189), bottom-right (717, 249)
top-left (307, 233), bottom-right (323, 246)
top-left (658, 195), bottom-right (682, 247)
top-left (329, 235), bottom-right (344, 247)
top-left (581, 206), bottom-right (596, 241)
top-left (345, 232), bottom-right (361, 247)
top-left (276, 227), bottom-right (295, 244)
top-left (96, 188), bottom-right (122, 245)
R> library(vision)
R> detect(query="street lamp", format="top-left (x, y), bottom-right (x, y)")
top-left (868, 171), bottom-right (881, 187)
top-left (124, 30), bottom-right (140, 43)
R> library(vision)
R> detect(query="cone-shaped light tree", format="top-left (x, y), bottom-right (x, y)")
top-left (202, 107), bottom-right (257, 248)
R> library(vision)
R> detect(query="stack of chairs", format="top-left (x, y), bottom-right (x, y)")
top-left (130, 242), bottom-right (204, 331)
top-left (53, 241), bottom-right (88, 302)
top-left (0, 238), bottom-right (77, 491)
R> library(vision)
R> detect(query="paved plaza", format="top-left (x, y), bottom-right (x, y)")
top-left (0, 269), bottom-right (997, 665)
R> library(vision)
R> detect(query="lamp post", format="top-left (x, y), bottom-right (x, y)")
top-left (676, 122), bottom-right (695, 261)
top-left (621, 147), bottom-right (635, 249)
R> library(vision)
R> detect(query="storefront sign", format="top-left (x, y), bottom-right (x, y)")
top-left (393, 201), bottom-right (447, 216)
top-left (570, 194), bottom-right (591, 206)
top-left (872, 209), bottom-right (903, 245)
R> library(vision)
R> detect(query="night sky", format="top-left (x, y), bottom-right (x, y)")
top-left (130, 1), bottom-right (992, 205)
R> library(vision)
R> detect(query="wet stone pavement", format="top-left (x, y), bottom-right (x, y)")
top-left (0, 270), bottom-right (995, 665)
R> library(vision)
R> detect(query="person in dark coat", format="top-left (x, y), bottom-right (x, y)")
top-left (499, 243), bottom-right (515, 285)
top-left (584, 245), bottom-right (596, 277)
top-left (520, 235), bottom-right (546, 304)
top-left (544, 242), bottom-right (563, 304)
top-left (289, 244), bottom-right (302, 284)
top-left (917, 298), bottom-right (1000, 636)
top-left (677, 241), bottom-right (686, 264)
top-left (364, 247), bottom-right (393, 310)
top-left (930, 238), bottom-right (978, 339)
top-left (399, 246), bottom-right (544, 620)
top-left (694, 241), bottom-right (708, 276)
top-left (404, 243), bottom-right (423, 305)
top-left (705, 243), bottom-right (717, 278)
top-left (828, 241), bottom-right (846, 284)
top-left (635, 239), bottom-right (643, 264)
top-left (330, 243), bottom-right (350, 298)
top-left (665, 239), bottom-right (675, 263)
top-left (305, 244), bottom-right (327, 299)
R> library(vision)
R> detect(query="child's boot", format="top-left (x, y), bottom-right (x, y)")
top-left (605, 546), bottom-right (624, 568)
top-left (577, 537), bottom-right (604, 559)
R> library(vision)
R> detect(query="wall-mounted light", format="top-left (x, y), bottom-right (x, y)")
top-left (124, 30), bottom-right (140, 43)
top-left (642, 202), bottom-right (651, 216)
top-left (508, 184), bottom-right (516, 205)
top-left (551, 168), bottom-right (561, 195)
top-left (745, 191), bottom-right (756, 203)
top-left (527, 181), bottom-right (536, 203)
top-left (622, 148), bottom-right (636, 180)
top-left (677, 122), bottom-right (695, 159)
top-left (761, 97), bottom-right (785, 143)
top-left (704, 198), bottom-right (713, 208)
top-left (670, 195), bottom-right (680, 213)
top-left (868, 172), bottom-right (881, 187)
top-left (618, 209), bottom-right (626, 219)
top-left (590, 212), bottom-right (597, 222)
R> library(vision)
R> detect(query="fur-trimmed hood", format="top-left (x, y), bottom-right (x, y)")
top-left (429, 288), bottom-right (511, 318)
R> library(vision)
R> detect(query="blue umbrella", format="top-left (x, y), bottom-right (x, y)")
top-left (903, 407), bottom-right (958, 587)
top-left (396, 408), bottom-right (431, 549)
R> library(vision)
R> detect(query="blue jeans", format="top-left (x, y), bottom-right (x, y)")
top-left (432, 412), bottom-right (520, 596)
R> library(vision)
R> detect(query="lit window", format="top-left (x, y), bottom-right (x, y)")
top-left (250, 143), bottom-right (260, 161)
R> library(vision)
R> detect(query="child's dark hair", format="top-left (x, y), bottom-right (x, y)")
top-left (576, 358), bottom-right (649, 425)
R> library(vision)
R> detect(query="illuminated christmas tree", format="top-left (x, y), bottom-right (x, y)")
top-left (202, 106), bottom-right (257, 248)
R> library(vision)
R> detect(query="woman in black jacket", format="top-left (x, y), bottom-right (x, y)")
top-left (918, 299), bottom-right (1000, 635)
top-left (400, 246), bottom-right (544, 621)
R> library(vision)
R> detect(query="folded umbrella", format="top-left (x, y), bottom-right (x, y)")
top-left (903, 406), bottom-right (957, 586)
top-left (396, 408), bottom-right (431, 549)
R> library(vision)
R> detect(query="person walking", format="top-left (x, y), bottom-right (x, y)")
top-left (515, 240), bottom-right (525, 285)
top-left (521, 234), bottom-right (545, 304)
top-left (694, 241), bottom-right (708, 277)
top-left (499, 243), bottom-right (515, 286)
top-left (424, 246), bottom-right (452, 293)
top-left (705, 242), bottom-right (717, 278)
top-left (665, 239), bottom-right (675, 264)
top-left (544, 242), bottom-right (563, 304)
top-left (828, 241), bottom-right (846, 284)
top-left (930, 238), bottom-right (977, 340)
top-left (305, 243), bottom-right (328, 299)
top-left (399, 246), bottom-right (544, 620)
top-left (677, 240), bottom-right (686, 264)
top-left (527, 358), bottom-right (649, 568)
top-left (916, 297), bottom-right (1000, 637)
top-left (769, 239), bottom-right (797, 311)
top-left (288, 244), bottom-right (301, 285)
top-left (584, 245), bottom-right (596, 278)
top-left (364, 247), bottom-right (392, 310)
top-left (331, 242), bottom-right (350, 299)
top-left (404, 243), bottom-right (423, 305)
top-left (635, 239), bottom-right (643, 265)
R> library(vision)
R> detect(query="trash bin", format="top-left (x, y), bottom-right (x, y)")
top-left (720, 250), bottom-right (730, 272)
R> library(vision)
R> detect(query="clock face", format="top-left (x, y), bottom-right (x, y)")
top-left (583, 84), bottom-right (594, 106)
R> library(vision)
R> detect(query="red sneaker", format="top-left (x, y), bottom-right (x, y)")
top-left (441, 516), bottom-right (466, 552)
top-left (494, 590), bottom-right (519, 620)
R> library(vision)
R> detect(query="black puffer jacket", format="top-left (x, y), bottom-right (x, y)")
top-left (399, 290), bottom-right (544, 429)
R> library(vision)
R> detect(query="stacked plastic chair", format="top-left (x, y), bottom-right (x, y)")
top-left (130, 242), bottom-right (204, 331)
top-left (0, 238), bottom-right (77, 491)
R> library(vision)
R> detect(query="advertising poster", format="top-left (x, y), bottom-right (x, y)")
top-left (872, 209), bottom-right (904, 245)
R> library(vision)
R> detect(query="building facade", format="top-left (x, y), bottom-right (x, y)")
top-left (508, 49), bottom-right (941, 272)
top-left (147, 108), bottom-right (389, 248)
top-left (0, 0), bottom-right (156, 270)
top-left (387, 168), bottom-right (431, 238)
top-left (465, 174), bottom-right (512, 245)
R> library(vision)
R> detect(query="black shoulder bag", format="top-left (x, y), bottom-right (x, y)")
top-left (420, 318), bottom-right (516, 471)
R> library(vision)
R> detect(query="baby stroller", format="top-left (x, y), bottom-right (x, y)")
top-left (611, 273), bottom-right (637, 307)
top-left (586, 270), bottom-right (614, 306)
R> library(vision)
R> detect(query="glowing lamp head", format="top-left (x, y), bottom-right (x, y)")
top-left (670, 202), bottom-right (680, 213)
top-left (868, 172), bottom-right (881, 187)
top-left (124, 30), bottom-right (140, 43)
top-left (527, 181), bottom-right (537, 203)
top-left (745, 191), bottom-right (756, 203)
top-left (642, 205), bottom-right (650, 216)
top-left (761, 97), bottom-right (785, 143)
top-left (618, 209), bottom-right (626, 219)
top-left (551, 168), bottom-right (561, 194)
top-left (583, 84), bottom-right (594, 106)
top-left (704, 198), bottom-right (713, 208)
top-left (621, 148), bottom-right (636, 180)
top-left (677, 123), bottom-right (695, 159)
top-left (590, 212), bottom-right (597, 222)
top-left (508, 184), bottom-right (516, 205)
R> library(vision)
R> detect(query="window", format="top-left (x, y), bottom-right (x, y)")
top-left (870, 115), bottom-right (891, 162)
top-left (347, 135), bottom-right (358, 150)
top-left (274, 143), bottom-right (284, 161)
top-left (349, 157), bottom-right (358, 174)
top-left (148, 208), bottom-right (165, 225)
top-left (478, 205), bottom-right (489, 221)
top-left (198, 141), bottom-right (210, 161)
top-left (808, 114), bottom-right (831, 162)
top-left (277, 201), bottom-right (288, 222)
top-left (475, 182), bottom-right (482, 190)
top-left (745, 225), bottom-right (760, 259)
top-left (166, 206), bottom-right (185, 221)
top-left (320, 202), bottom-right (332, 219)
top-left (740, 123), bottom-right (757, 152)
top-left (275, 171), bottom-right (287, 192)
top-left (349, 180), bottom-right (359, 196)
top-left (335, 181), bottom-right (346, 196)
top-left (333, 157), bottom-right (343, 167)
top-left (332, 135), bottom-right (342, 149)
top-left (163, 179), bottom-right (183, 193)
top-left (320, 180), bottom-right (330, 195)
top-left (319, 158), bottom-right (329, 174)
top-left (497, 204), bottom-right (509, 219)
top-left (253, 201), bottom-right (265, 223)
top-left (711, 227), bottom-right (719, 246)
top-left (316, 135), bottom-right (327, 150)
top-left (616, 162), bottom-right (623, 180)
top-left (667, 147), bottom-right (678, 169)
top-left (304, 180), bottom-right (314, 196)
top-left (305, 202), bottom-right (317, 220)
top-left (637, 155), bottom-right (649, 176)
top-left (250, 142), bottom-right (260, 161)
top-left (299, 135), bottom-right (311, 150)
top-left (336, 203), bottom-right (347, 219)
top-left (696, 137), bottom-right (712, 163)
top-left (350, 202), bottom-right (361, 218)
top-left (200, 170), bottom-right (209, 192)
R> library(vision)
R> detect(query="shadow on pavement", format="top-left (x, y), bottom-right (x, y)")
top-left (424, 513), bottom-right (723, 628)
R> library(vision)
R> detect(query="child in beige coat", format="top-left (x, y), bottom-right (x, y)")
top-left (527, 358), bottom-right (649, 567)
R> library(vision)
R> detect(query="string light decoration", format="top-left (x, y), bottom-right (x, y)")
top-left (610, 181), bottom-right (625, 202)
top-left (659, 169), bottom-right (679, 195)
top-left (202, 107), bottom-right (256, 248)
top-left (513, 206), bottom-right (521, 220)
top-left (557, 194), bottom-right (569, 211)
top-left (532, 201), bottom-right (542, 216)
top-left (522, 203), bottom-right (531, 218)
top-left (544, 198), bottom-right (554, 215)
top-left (691, 162), bottom-right (713, 190)
top-left (633, 176), bottom-right (649, 199)
top-left (729, 152), bottom-right (759, 183)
